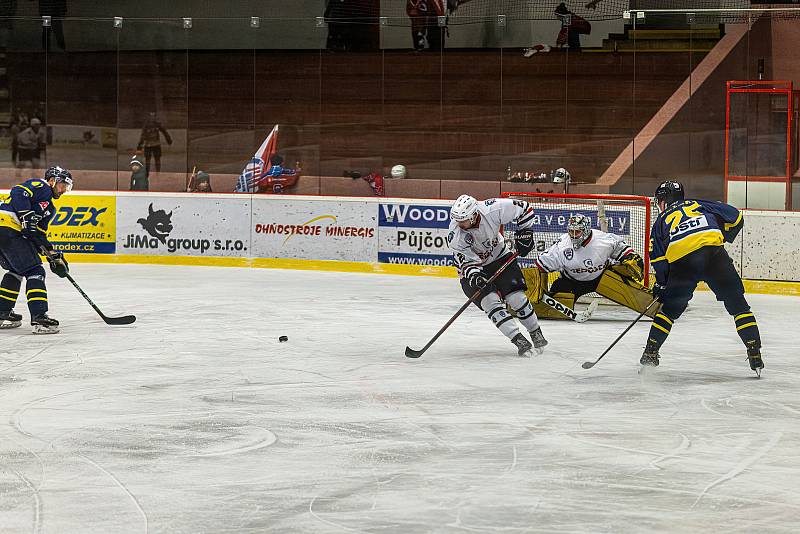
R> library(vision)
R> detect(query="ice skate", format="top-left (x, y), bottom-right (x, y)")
top-left (639, 350), bottom-right (659, 373)
top-left (0, 310), bottom-right (22, 329)
top-left (747, 348), bottom-right (763, 377)
top-left (31, 314), bottom-right (59, 335)
top-left (511, 333), bottom-right (534, 358)
top-left (530, 327), bottom-right (548, 355)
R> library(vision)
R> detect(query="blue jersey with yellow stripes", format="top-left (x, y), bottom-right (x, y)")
top-left (649, 199), bottom-right (743, 285)
top-left (0, 178), bottom-right (57, 233)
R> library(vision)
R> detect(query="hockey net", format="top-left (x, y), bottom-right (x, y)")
top-left (501, 192), bottom-right (654, 300)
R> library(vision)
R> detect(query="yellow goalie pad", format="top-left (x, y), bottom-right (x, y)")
top-left (595, 269), bottom-right (661, 318)
top-left (523, 268), bottom-right (576, 319)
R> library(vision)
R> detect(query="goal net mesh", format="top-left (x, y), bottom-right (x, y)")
top-left (500, 192), bottom-right (653, 299)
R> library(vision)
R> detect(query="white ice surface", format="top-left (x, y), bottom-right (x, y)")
top-left (1, 264), bottom-right (799, 533)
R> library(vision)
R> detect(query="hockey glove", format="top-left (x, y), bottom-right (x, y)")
top-left (467, 270), bottom-right (488, 290)
top-left (651, 282), bottom-right (666, 302)
top-left (47, 251), bottom-right (69, 278)
top-left (18, 210), bottom-right (43, 240)
top-left (612, 252), bottom-right (644, 282)
top-left (515, 229), bottom-right (536, 257)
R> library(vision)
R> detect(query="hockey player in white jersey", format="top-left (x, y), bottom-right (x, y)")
top-left (448, 195), bottom-right (547, 357)
top-left (533, 213), bottom-right (645, 303)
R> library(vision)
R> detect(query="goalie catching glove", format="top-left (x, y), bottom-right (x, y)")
top-left (515, 229), bottom-right (536, 257)
top-left (612, 251), bottom-right (644, 282)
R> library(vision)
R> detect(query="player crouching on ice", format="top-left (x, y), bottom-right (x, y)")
top-left (523, 213), bottom-right (654, 320)
top-left (641, 181), bottom-right (763, 375)
top-left (0, 166), bottom-right (73, 334)
top-left (448, 195), bottom-right (547, 357)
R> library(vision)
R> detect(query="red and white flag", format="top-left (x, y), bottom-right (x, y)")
top-left (235, 124), bottom-right (279, 193)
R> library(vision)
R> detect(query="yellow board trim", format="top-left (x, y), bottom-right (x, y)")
top-left (57, 253), bottom-right (800, 296)
top-left (65, 254), bottom-right (459, 278)
top-left (736, 322), bottom-right (757, 331)
top-left (652, 322), bottom-right (671, 335)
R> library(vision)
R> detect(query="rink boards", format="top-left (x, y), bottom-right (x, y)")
top-left (42, 191), bottom-right (800, 294)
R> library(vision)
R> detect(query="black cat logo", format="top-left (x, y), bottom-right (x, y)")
top-left (137, 203), bottom-right (173, 243)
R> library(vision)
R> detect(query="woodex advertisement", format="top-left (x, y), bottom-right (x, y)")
top-left (48, 194), bottom-right (116, 254)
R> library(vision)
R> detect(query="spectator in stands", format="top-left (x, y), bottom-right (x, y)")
top-left (16, 118), bottom-right (46, 169)
top-left (258, 155), bottom-right (300, 194)
top-left (8, 118), bottom-right (20, 167)
top-left (407, 0), bottom-right (459, 51)
top-left (129, 155), bottom-right (148, 191)
top-left (137, 112), bottom-right (172, 175)
top-left (554, 3), bottom-right (591, 51)
top-left (188, 170), bottom-right (213, 193)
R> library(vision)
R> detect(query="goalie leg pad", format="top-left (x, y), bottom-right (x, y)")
top-left (480, 292), bottom-right (520, 339)
top-left (534, 292), bottom-right (576, 320)
top-left (596, 269), bottom-right (662, 318)
top-left (521, 267), bottom-right (547, 304)
top-left (506, 290), bottom-right (540, 332)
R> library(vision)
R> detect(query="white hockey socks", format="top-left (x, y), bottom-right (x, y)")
top-left (506, 290), bottom-right (541, 333)
top-left (480, 293), bottom-right (520, 340)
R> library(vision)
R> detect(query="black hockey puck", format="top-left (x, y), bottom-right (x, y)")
top-left (279, 335), bottom-right (289, 342)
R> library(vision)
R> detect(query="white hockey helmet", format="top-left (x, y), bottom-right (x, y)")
top-left (568, 213), bottom-right (592, 248)
top-left (553, 167), bottom-right (570, 183)
top-left (390, 164), bottom-right (406, 179)
top-left (451, 194), bottom-right (479, 223)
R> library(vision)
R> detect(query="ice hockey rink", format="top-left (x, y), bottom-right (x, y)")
top-left (1, 264), bottom-right (798, 533)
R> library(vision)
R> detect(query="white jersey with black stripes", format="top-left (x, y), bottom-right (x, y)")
top-left (535, 229), bottom-right (633, 282)
top-left (447, 198), bottom-right (536, 279)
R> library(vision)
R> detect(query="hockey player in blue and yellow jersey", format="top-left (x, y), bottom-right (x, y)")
top-left (641, 181), bottom-right (763, 375)
top-left (0, 166), bottom-right (73, 334)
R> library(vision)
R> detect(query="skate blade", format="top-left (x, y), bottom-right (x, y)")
top-left (0, 320), bottom-right (21, 329)
top-left (518, 349), bottom-right (534, 358)
top-left (32, 325), bottom-right (60, 335)
top-left (638, 364), bottom-right (657, 375)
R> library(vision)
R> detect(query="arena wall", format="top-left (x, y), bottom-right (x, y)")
top-left (48, 191), bottom-right (800, 294)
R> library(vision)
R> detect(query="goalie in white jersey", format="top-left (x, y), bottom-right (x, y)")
top-left (529, 213), bottom-right (648, 313)
top-left (448, 195), bottom-right (547, 357)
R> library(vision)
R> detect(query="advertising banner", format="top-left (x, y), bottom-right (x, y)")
top-left (49, 194), bottom-right (116, 254)
top-left (251, 198), bottom-right (377, 261)
top-left (377, 202), bottom-right (454, 266)
top-left (116, 195), bottom-right (251, 256)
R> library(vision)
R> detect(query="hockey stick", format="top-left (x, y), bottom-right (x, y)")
top-left (62, 272), bottom-right (137, 325)
top-left (540, 293), bottom-right (599, 323)
top-left (581, 298), bottom-right (658, 369)
top-left (41, 249), bottom-right (136, 325)
top-left (405, 252), bottom-right (519, 359)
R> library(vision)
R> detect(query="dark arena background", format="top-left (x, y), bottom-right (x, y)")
top-left (1, 1), bottom-right (799, 532)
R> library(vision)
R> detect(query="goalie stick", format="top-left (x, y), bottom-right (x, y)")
top-left (405, 252), bottom-right (519, 359)
top-left (540, 293), bottom-right (599, 323)
top-left (581, 298), bottom-right (659, 369)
